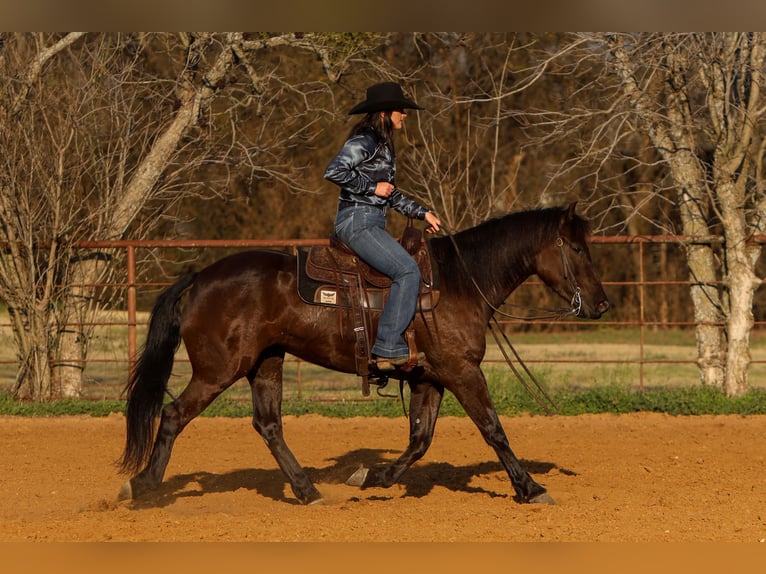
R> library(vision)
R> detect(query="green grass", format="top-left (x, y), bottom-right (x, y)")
top-left (2, 379), bottom-right (765, 418)
top-left (2, 319), bottom-right (766, 416)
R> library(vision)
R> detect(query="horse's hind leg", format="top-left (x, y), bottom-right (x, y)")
top-left (122, 376), bottom-right (231, 500)
top-left (249, 351), bottom-right (322, 505)
top-left (348, 381), bottom-right (444, 489)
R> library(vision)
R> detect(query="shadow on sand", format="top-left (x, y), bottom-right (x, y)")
top-left (127, 447), bottom-right (576, 508)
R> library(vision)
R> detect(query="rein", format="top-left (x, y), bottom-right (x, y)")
top-left (443, 228), bottom-right (582, 321)
top-left (440, 224), bottom-right (585, 415)
top-left (487, 317), bottom-right (557, 414)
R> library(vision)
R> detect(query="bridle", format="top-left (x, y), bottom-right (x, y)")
top-left (441, 225), bottom-right (587, 415)
top-left (555, 236), bottom-right (583, 319)
top-left (445, 230), bottom-right (584, 322)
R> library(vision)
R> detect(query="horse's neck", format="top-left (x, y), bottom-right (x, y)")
top-left (438, 227), bottom-right (538, 310)
top-left (487, 253), bottom-right (535, 309)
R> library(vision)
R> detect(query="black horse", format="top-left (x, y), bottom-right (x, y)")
top-left (118, 203), bottom-right (609, 505)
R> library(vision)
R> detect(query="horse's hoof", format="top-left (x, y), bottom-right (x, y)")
top-left (307, 497), bottom-right (325, 506)
top-left (117, 480), bottom-right (133, 501)
top-left (529, 492), bottom-right (556, 505)
top-left (346, 467), bottom-right (369, 487)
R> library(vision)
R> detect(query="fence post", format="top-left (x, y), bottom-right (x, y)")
top-left (127, 245), bottom-right (137, 381)
top-left (639, 241), bottom-right (645, 390)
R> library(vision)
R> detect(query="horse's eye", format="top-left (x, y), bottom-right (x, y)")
top-left (571, 245), bottom-right (583, 254)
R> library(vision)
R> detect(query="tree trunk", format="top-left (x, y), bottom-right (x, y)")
top-left (706, 33), bottom-right (766, 396)
top-left (0, 190), bottom-right (60, 400)
top-left (676, 185), bottom-right (725, 389)
top-left (686, 243), bottom-right (726, 388)
top-left (57, 35), bottom-right (240, 396)
top-left (715, 177), bottom-right (760, 396)
top-left (604, 34), bottom-right (725, 388)
top-left (53, 256), bottom-right (111, 398)
top-left (723, 261), bottom-right (758, 395)
top-left (9, 307), bottom-right (55, 400)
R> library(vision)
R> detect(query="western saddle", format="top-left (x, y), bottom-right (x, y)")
top-left (298, 220), bottom-right (439, 395)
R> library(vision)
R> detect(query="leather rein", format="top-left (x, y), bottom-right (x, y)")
top-left (442, 227), bottom-right (586, 415)
top-left (445, 230), bottom-right (583, 322)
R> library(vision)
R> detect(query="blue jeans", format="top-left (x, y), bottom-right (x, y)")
top-left (334, 204), bottom-right (421, 358)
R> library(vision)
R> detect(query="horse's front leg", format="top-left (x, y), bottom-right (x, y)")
top-left (250, 353), bottom-right (322, 505)
top-left (347, 381), bottom-right (444, 489)
top-left (450, 369), bottom-right (555, 505)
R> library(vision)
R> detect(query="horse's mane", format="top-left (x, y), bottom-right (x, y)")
top-left (429, 206), bottom-right (591, 297)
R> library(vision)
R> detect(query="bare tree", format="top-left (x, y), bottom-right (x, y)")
top-left (8, 32), bottom-right (761, 400)
top-left (0, 32), bottom-right (379, 400)
top-left (530, 32), bottom-right (766, 395)
top-left (1, 33), bottom-right (90, 399)
top-left (396, 33), bottom-right (554, 230)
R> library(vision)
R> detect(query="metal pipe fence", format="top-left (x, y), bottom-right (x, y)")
top-left (1, 235), bottom-right (765, 398)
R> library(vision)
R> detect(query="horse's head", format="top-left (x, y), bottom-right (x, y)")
top-left (534, 202), bottom-right (610, 319)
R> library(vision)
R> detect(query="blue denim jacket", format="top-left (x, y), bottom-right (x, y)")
top-left (324, 130), bottom-right (428, 220)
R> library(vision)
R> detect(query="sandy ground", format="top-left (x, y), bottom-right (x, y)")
top-left (1, 412), bottom-right (765, 543)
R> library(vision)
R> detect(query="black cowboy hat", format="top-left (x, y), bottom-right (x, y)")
top-left (348, 82), bottom-right (424, 115)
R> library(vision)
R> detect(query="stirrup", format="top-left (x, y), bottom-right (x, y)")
top-left (368, 373), bottom-right (390, 389)
top-left (372, 352), bottom-right (425, 372)
top-left (372, 356), bottom-right (407, 372)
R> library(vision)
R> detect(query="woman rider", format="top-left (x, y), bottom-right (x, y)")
top-left (324, 82), bottom-right (442, 371)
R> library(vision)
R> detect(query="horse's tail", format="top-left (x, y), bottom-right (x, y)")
top-left (118, 272), bottom-right (197, 475)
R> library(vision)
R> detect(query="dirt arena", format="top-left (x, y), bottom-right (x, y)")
top-left (2, 412), bottom-right (765, 542)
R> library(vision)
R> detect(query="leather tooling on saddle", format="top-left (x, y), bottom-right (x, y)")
top-left (296, 222), bottom-right (439, 396)
top-left (297, 225), bottom-right (439, 311)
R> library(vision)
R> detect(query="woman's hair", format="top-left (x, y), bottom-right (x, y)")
top-left (347, 111), bottom-right (396, 156)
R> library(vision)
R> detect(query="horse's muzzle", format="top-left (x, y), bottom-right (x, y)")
top-left (579, 298), bottom-right (610, 319)
top-left (594, 299), bottom-right (610, 317)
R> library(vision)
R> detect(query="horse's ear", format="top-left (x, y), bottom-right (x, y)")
top-left (566, 201), bottom-right (578, 221)
top-left (559, 201), bottom-right (578, 229)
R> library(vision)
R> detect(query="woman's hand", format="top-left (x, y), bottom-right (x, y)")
top-left (424, 211), bottom-right (442, 234)
top-left (374, 181), bottom-right (395, 198)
